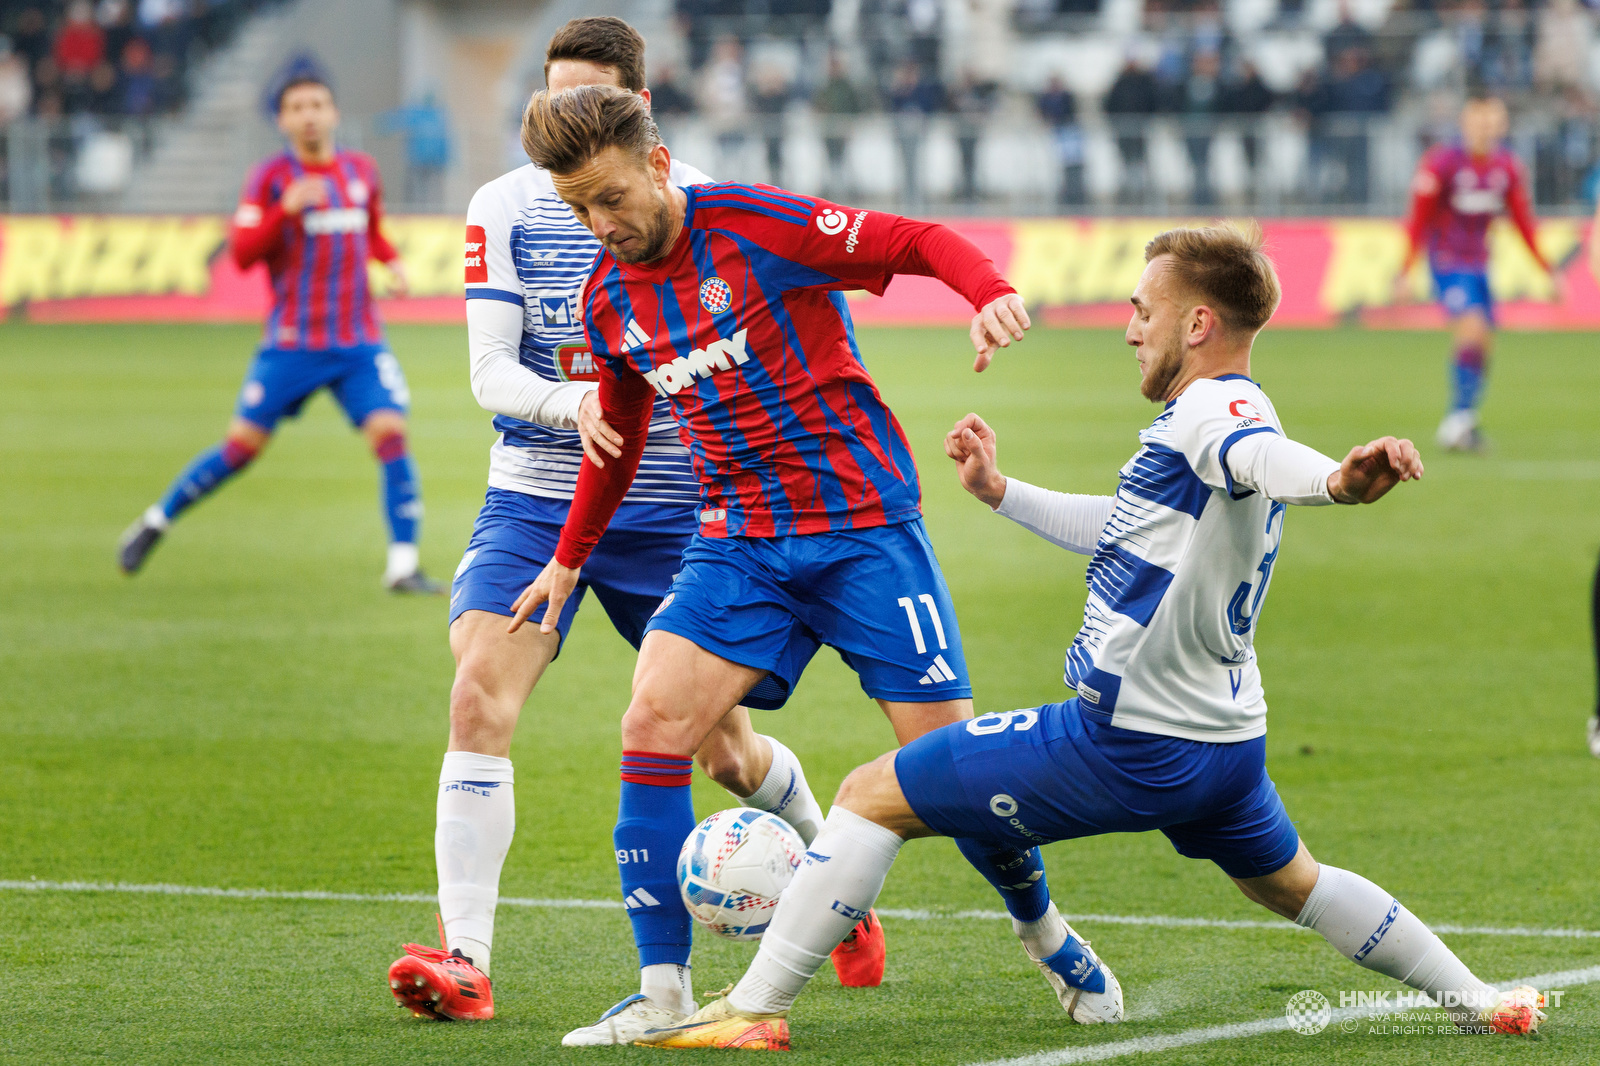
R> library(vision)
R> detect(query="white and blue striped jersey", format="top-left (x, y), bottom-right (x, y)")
top-left (463, 160), bottom-right (710, 504)
top-left (1067, 375), bottom-right (1289, 742)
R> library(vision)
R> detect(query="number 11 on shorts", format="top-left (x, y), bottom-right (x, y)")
top-left (897, 594), bottom-right (947, 654)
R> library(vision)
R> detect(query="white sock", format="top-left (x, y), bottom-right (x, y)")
top-left (386, 542), bottom-right (420, 582)
top-left (436, 750), bottom-right (514, 977)
top-left (1295, 864), bottom-right (1496, 1020)
top-left (143, 504), bottom-right (170, 531)
top-left (641, 962), bottom-right (694, 1015)
top-left (1013, 901), bottom-right (1068, 959)
top-left (729, 807), bottom-right (904, 1015)
top-left (738, 735), bottom-right (825, 845)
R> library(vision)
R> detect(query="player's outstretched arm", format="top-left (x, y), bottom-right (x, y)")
top-left (1327, 436), bottom-right (1424, 504)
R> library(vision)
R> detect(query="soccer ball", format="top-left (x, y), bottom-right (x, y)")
top-left (677, 807), bottom-right (805, 940)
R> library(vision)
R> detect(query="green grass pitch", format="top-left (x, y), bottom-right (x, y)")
top-left (2, 321), bottom-right (1598, 1065)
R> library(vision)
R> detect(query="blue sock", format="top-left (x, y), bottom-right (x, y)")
top-left (617, 752), bottom-right (696, 968)
top-left (955, 837), bottom-right (1052, 922)
top-left (158, 439), bottom-right (257, 521)
top-left (1450, 345), bottom-right (1486, 411)
top-left (375, 433), bottom-right (421, 544)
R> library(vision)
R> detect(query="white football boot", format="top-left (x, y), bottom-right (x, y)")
top-left (1436, 409), bottom-right (1484, 453)
top-left (563, 993), bottom-right (690, 1046)
top-left (1021, 903), bottom-right (1124, 1023)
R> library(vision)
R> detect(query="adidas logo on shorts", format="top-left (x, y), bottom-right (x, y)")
top-left (917, 654), bottom-right (958, 686)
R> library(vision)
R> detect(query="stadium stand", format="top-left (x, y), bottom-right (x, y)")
top-left (4, 0), bottom-right (1600, 213)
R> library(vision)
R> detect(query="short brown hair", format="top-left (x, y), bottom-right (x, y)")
top-left (544, 17), bottom-right (646, 92)
top-left (521, 83), bottom-right (662, 175)
top-left (1144, 223), bottom-right (1281, 333)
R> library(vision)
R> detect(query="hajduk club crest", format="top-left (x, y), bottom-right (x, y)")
top-left (699, 276), bottom-right (732, 315)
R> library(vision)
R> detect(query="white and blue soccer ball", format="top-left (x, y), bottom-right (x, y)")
top-left (676, 807), bottom-right (805, 941)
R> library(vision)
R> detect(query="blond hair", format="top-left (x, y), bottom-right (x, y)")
top-left (521, 83), bottom-right (661, 175)
top-left (1143, 222), bottom-right (1281, 333)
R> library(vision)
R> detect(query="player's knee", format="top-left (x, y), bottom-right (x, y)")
top-left (832, 752), bottom-right (901, 826)
top-left (220, 436), bottom-right (261, 470)
top-left (447, 664), bottom-right (516, 737)
top-left (619, 694), bottom-right (693, 757)
top-left (369, 428), bottom-right (408, 464)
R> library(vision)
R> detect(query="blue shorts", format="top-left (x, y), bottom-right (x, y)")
top-left (1432, 270), bottom-right (1493, 324)
top-left (449, 489), bottom-right (697, 651)
top-left (235, 343), bottom-right (409, 431)
top-left (894, 699), bottom-right (1300, 880)
top-left (645, 519), bottom-right (970, 712)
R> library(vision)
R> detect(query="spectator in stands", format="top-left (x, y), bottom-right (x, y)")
top-left (950, 69), bottom-right (999, 203)
top-left (888, 59), bottom-right (943, 206)
top-left (813, 51), bottom-right (865, 199)
top-left (30, 55), bottom-right (62, 117)
top-left (1217, 58), bottom-right (1275, 180)
top-left (12, 7), bottom-right (51, 76)
top-left (119, 35), bottom-right (156, 116)
top-left (98, 0), bottom-right (137, 71)
top-left (0, 36), bottom-right (31, 127)
top-left (698, 34), bottom-right (749, 179)
top-left (1448, 0), bottom-right (1490, 85)
top-left (55, 2), bottom-right (106, 88)
top-left (1323, 1), bottom-right (1372, 66)
top-left (648, 65), bottom-right (696, 117)
top-left (1299, 46), bottom-right (1390, 204)
top-left (377, 92), bottom-right (451, 207)
top-left (1534, 0), bottom-right (1594, 96)
top-left (750, 61), bottom-right (791, 186)
top-left (903, 0), bottom-right (943, 73)
top-left (1035, 73), bottom-right (1085, 205)
top-left (1178, 48), bottom-right (1222, 205)
top-left (86, 57), bottom-right (118, 114)
top-left (1484, 0), bottom-right (1534, 90)
top-left (1104, 55), bottom-right (1159, 202)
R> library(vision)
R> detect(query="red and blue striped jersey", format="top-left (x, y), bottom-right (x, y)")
top-left (1404, 143), bottom-right (1545, 274)
top-left (556, 182), bottom-right (1013, 561)
top-left (231, 149), bottom-right (399, 351)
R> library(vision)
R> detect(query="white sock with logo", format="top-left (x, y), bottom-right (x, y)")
top-left (728, 807), bottom-right (904, 1015)
top-left (738, 735), bottom-right (824, 845)
top-left (1294, 864), bottom-right (1495, 1021)
top-left (436, 750), bottom-right (515, 977)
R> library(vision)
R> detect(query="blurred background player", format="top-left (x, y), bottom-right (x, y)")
top-left (1397, 95), bottom-right (1559, 454)
top-left (117, 70), bottom-right (441, 594)
top-left (385, 20), bottom-right (859, 1035)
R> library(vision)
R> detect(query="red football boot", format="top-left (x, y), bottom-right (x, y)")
top-left (388, 943), bottom-right (494, 1020)
top-left (830, 909), bottom-right (886, 987)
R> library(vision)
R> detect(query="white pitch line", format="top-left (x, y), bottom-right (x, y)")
top-left (965, 964), bottom-right (1600, 1066)
top-left (4, 880), bottom-right (1599, 941)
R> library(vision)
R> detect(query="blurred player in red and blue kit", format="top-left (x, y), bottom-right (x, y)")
top-left (1398, 95), bottom-right (1560, 453)
top-left (118, 71), bottom-right (443, 593)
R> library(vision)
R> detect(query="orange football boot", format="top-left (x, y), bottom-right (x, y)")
top-left (388, 943), bottom-right (494, 1021)
top-left (829, 909), bottom-right (885, 987)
